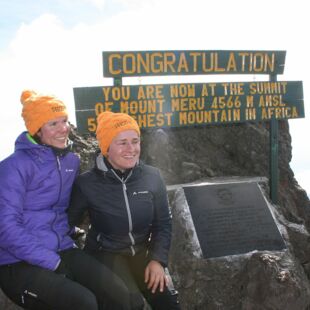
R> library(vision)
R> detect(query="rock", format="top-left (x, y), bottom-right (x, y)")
top-left (168, 179), bottom-right (310, 309)
top-left (0, 289), bottom-right (23, 310)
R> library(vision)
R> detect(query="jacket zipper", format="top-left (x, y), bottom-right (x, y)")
top-left (112, 170), bottom-right (136, 256)
top-left (52, 155), bottom-right (62, 249)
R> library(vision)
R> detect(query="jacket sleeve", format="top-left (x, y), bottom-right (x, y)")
top-left (149, 169), bottom-right (172, 266)
top-left (68, 178), bottom-right (89, 228)
top-left (0, 158), bottom-right (60, 270)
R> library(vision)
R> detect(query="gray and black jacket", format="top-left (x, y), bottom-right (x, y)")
top-left (68, 153), bottom-right (172, 266)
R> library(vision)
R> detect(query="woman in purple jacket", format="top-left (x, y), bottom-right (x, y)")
top-left (0, 90), bottom-right (132, 310)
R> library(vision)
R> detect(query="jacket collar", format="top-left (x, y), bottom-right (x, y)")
top-left (95, 152), bottom-right (141, 180)
top-left (32, 133), bottom-right (73, 157)
top-left (15, 132), bottom-right (72, 158)
top-left (96, 153), bottom-right (108, 172)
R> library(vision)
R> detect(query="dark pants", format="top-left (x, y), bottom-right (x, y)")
top-left (90, 249), bottom-right (181, 310)
top-left (0, 248), bottom-right (131, 310)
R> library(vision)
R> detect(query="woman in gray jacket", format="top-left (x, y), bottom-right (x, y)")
top-left (69, 111), bottom-right (180, 310)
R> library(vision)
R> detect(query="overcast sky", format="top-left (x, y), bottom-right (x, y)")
top-left (0, 0), bottom-right (309, 195)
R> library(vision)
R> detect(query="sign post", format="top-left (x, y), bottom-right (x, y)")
top-left (270, 74), bottom-right (279, 204)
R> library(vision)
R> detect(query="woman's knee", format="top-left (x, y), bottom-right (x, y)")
top-left (129, 291), bottom-right (146, 310)
top-left (72, 289), bottom-right (98, 310)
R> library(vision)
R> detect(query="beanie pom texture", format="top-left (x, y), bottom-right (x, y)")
top-left (20, 90), bottom-right (36, 104)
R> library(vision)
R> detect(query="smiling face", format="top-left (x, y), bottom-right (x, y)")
top-left (107, 129), bottom-right (140, 172)
top-left (36, 116), bottom-right (70, 149)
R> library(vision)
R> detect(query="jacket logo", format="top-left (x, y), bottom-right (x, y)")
top-left (132, 191), bottom-right (149, 195)
top-left (65, 169), bottom-right (74, 172)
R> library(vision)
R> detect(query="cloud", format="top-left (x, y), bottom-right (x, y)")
top-left (84, 0), bottom-right (106, 9)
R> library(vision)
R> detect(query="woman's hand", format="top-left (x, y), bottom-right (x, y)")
top-left (144, 260), bottom-right (168, 293)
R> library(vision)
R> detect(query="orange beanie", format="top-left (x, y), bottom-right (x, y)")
top-left (21, 90), bottom-right (68, 135)
top-left (96, 111), bottom-right (140, 156)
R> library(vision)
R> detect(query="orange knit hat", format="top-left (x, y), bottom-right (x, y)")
top-left (21, 90), bottom-right (68, 135)
top-left (96, 111), bottom-right (140, 156)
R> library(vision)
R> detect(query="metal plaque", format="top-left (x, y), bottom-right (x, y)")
top-left (183, 182), bottom-right (286, 258)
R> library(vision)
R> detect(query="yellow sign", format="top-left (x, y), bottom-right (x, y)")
top-left (103, 50), bottom-right (286, 77)
top-left (74, 81), bottom-right (303, 133)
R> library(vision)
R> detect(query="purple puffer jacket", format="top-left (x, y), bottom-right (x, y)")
top-left (0, 132), bottom-right (80, 270)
